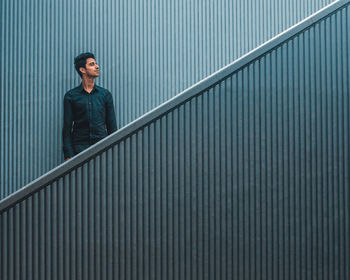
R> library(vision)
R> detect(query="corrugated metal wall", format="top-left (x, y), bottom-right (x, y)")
top-left (0, 0), bottom-right (336, 198)
top-left (1, 1), bottom-right (349, 279)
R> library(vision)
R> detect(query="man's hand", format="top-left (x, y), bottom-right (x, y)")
top-left (65, 158), bottom-right (70, 161)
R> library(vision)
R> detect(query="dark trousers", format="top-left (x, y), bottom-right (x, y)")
top-left (73, 138), bottom-right (104, 156)
top-left (73, 143), bottom-right (92, 155)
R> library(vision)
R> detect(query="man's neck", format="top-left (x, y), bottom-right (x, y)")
top-left (81, 77), bottom-right (95, 93)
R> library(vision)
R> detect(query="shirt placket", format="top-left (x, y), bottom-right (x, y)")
top-left (88, 94), bottom-right (93, 143)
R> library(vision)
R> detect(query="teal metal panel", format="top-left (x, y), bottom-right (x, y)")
top-left (0, 0), bottom-right (336, 198)
top-left (1, 1), bottom-right (349, 279)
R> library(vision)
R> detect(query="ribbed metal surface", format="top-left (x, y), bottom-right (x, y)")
top-left (1, 2), bottom-right (349, 279)
top-left (0, 0), bottom-right (336, 198)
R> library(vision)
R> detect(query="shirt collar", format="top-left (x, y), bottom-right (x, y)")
top-left (78, 83), bottom-right (99, 93)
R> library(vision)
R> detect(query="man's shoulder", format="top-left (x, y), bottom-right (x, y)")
top-left (95, 85), bottom-right (110, 94)
top-left (64, 85), bottom-right (82, 98)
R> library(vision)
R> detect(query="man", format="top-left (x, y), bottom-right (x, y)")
top-left (62, 52), bottom-right (117, 160)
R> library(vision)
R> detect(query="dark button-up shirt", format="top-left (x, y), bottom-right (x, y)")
top-left (62, 84), bottom-right (117, 159)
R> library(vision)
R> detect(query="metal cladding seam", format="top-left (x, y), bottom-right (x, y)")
top-left (0, 0), bottom-right (336, 198)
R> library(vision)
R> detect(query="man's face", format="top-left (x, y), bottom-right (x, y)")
top-left (80, 58), bottom-right (99, 78)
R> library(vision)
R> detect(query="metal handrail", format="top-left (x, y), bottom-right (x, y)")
top-left (0, 0), bottom-right (348, 213)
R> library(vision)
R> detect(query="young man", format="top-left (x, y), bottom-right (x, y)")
top-left (62, 52), bottom-right (117, 160)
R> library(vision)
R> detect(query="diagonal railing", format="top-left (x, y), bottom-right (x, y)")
top-left (1, 0), bottom-right (348, 213)
top-left (1, 1), bottom-right (349, 279)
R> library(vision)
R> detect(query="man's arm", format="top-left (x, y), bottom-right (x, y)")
top-left (62, 95), bottom-right (75, 159)
top-left (105, 91), bottom-right (118, 134)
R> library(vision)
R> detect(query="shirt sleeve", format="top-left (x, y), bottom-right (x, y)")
top-left (105, 91), bottom-right (118, 134)
top-left (62, 94), bottom-right (75, 159)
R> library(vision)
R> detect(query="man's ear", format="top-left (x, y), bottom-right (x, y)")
top-left (79, 67), bottom-right (86, 75)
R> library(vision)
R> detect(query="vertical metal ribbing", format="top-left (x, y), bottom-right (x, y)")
top-left (343, 7), bottom-right (350, 279)
top-left (0, 2), bottom-right (350, 280)
top-left (0, 0), bottom-right (338, 197)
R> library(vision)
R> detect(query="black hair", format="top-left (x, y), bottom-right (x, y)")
top-left (74, 52), bottom-right (95, 77)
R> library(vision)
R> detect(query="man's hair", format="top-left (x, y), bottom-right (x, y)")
top-left (74, 52), bottom-right (95, 77)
